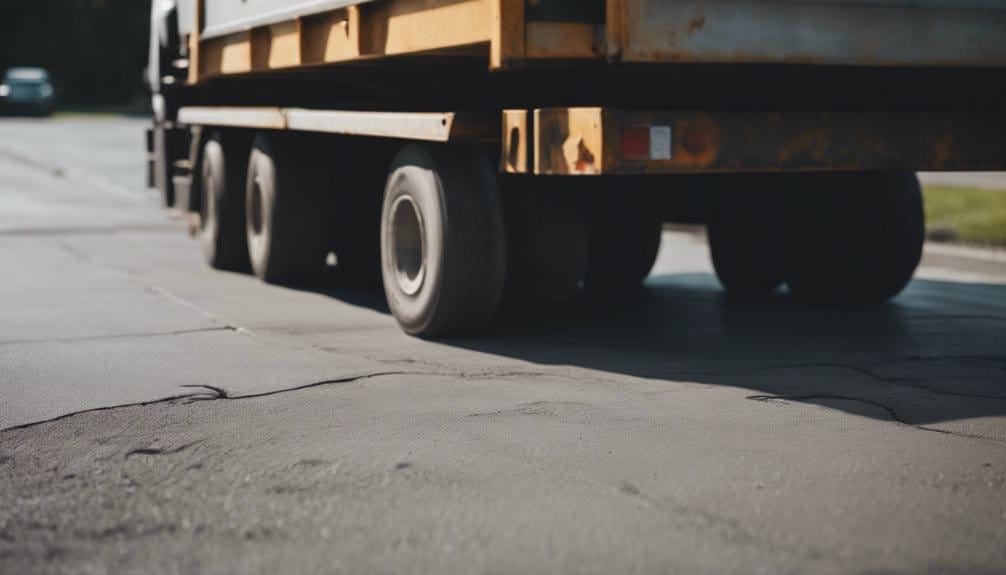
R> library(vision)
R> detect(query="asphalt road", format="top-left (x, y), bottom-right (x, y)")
top-left (1, 116), bottom-right (1004, 575)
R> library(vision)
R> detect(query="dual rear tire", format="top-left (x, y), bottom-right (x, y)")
top-left (708, 172), bottom-right (925, 304)
top-left (199, 130), bottom-right (251, 272)
top-left (199, 132), bottom-right (336, 283)
top-left (585, 214), bottom-right (663, 293)
top-left (245, 134), bottom-right (334, 283)
top-left (378, 148), bottom-right (665, 336)
top-left (500, 177), bottom-right (662, 304)
top-left (379, 153), bottom-right (663, 337)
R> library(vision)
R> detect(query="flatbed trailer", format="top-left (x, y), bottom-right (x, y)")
top-left (147, 0), bottom-right (1006, 337)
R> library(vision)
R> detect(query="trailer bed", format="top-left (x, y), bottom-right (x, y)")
top-left (180, 0), bottom-right (1006, 83)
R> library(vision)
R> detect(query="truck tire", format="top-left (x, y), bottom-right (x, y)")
top-left (584, 217), bottom-right (662, 292)
top-left (708, 183), bottom-right (787, 296)
top-left (380, 143), bottom-right (506, 338)
top-left (199, 131), bottom-right (251, 272)
top-left (245, 134), bottom-right (334, 284)
top-left (785, 171), bottom-right (924, 304)
top-left (502, 177), bottom-right (588, 305)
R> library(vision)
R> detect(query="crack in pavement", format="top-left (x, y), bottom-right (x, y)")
top-left (851, 366), bottom-right (1006, 401)
top-left (0, 371), bottom-right (432, 433)
top-left (179, 385), bottom-right (229, 401)
top-left (663, 359), bottom-right (1006, 402)
top-left (145, 285), bottom-right (231, 326)
top-left (12, 241), bottom-right (1006, 444)
top-left (125, 440), bottom-right (204, 459)
top-left (746, 394), bottom-right (1003, 443)
top-left (188, 371), bottom-right (423, 402)
top-left (1, 392), bottom-right (216, 433)
top-left (469, 401), bottom-right (594, 418)
top-left (1, 367), bottom-right (602, 434)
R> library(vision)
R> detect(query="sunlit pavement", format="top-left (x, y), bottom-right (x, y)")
top-left (1, 116), bottom-right (1004, 574)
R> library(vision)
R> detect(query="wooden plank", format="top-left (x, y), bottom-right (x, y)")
top-left (272, 20), bottom-right (303, 69)
top-left (605, 0), bottom-right (628, 61)
top-left (359, 0), bottom-right (492, 57)
top-left (491, 0), bottom-right (525, 69)
top-left (252, 21), bottom-right (303, 71)
top-left (201, 31), bottom-right (253, 77)
top-left (189, 0), bottom-right (204, 83)
top-left (301, 9), bottom-right (360, 64)
top-left (199, 0), bottom-right (493, 79)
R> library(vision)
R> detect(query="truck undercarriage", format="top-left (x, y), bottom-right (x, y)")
top-left (147, 0), bottom-right (1006, 336)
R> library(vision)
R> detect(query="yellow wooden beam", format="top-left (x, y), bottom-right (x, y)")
top-left (188, 0), bottom-right (203, 83)
top-left (491, 0), bottom-right (525, 69)
top-left (199, 0), bottom-right (495, 79)
top-left (360, 0), bottom-right (491, 57)
top-left (301, 9), bottom-right (360, 64)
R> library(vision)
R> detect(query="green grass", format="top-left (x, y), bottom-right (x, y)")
top-left (924, 185), bottom-right (1006, 247)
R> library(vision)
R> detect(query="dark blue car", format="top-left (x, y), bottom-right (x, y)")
top-left (0, 67), bottom-right (56, 116)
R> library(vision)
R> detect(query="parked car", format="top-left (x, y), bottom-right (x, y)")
top-left (0, 67), bottom-right (56, 116)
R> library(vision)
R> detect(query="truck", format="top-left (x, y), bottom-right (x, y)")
top-left (146, 0), bottom-right (1006, 337)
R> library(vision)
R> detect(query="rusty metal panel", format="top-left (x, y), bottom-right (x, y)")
top-left (535, 108), bottom-right (605, 175)
top-left (613, 0), bottom-right (1006, 67)
top-left (533, 107), bottom-right (1006, 175)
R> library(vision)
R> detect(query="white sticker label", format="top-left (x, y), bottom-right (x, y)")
top-left (650, 126), bottom-right (672, 160)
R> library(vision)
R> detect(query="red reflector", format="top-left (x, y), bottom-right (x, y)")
top-left (621, 127), bottom-right (650, 160)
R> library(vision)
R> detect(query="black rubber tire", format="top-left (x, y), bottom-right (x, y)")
top-left (501, 177), bottom-right (589, 305)
top-left (199, 130), bottom-right (251, 272)
top-left (581, 178), bottom-right (663, 293)
top-left (708, 181), bottom-right (787, 297)
top-left (785, 171), bottom-right (924, 304)
top-left (584, 217), bottom-right (662, 292)
top-left (380, 143), bottom-right (506, 338)
top-left (245, 133), bottom-right (334, 284)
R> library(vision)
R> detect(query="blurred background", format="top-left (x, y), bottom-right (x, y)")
top-left (0, 0), bottom-right (150, 111)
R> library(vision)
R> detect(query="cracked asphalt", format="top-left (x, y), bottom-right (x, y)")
top-left (1, 116), bottom-right (1005, 574)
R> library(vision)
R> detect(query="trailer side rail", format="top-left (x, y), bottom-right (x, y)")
top-left (186, 0), bottom-right (1006, 83)
top-left (177, 106), bottom-right (496, 142)
top-left (510, 108), bottom-right (1006, 175)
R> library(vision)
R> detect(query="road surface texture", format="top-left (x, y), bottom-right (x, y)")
top-left (1, 116), bottom-right (1004, 575)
